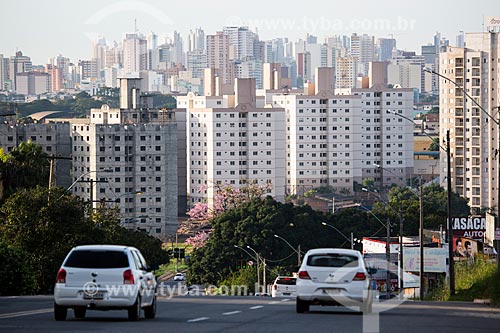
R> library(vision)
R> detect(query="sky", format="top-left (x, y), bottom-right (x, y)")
top-left (1, 0), bottom-right (499, 65)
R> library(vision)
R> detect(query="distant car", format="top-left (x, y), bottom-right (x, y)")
top-left (173, 273), bottom-right (185, 281)
top-left (53, 245), bottom-right (157, 321)
top-left (295, 248), bottom-right (374, 313)
top-left (271, 276), bottom-right (297, 297)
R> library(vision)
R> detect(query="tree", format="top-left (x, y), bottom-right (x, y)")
top-left (0, 142), bottom-right (49, 201)
top-left (0, 186), bottom-right (168, 294)
top-left (373, 183), bottom-right (470, 236)
top-left (429, 138), bottom-right (440, 152)
top-left (186, 197), bottom-right (384, 285)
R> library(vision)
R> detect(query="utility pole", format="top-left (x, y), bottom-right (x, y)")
top-left (399, 201), bottom-right (404, 292)
top-left (350, 232), bottom-right (354, 250)
top-left (420, 179), bottom-right (425, 300)
top-left (386, 218), bottom-right (391, 301)
top-left (447, 130), bottom-right (455, 294)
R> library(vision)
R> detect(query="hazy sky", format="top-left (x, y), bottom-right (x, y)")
top-left (1, 0), bottom-right (499, 64)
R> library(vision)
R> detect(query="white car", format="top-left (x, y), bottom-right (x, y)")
top-left (53, 245), bottom-right (157, 321)
top-left (173, 273), bottom-right (185, 281)
top-left (295, 248), bottom-right (374, 313)
top-left (271, 276), bottom-right (297, 297)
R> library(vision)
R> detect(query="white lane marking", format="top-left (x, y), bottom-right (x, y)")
top-left (222, 310), bottom-right (241, 316)
top-left (281, 298), bottom-right (291, 302)
top-left (187, 316), bottom-right (209, 323)
top-left (0, 308), bottom-right (52, 320)
top-left (249, 305), bottom-right (264, 310)
top-left (268, 301), bottom-right (280, 304)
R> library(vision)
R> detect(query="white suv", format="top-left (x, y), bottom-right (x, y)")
top-left (271, 276), bottom-right (297, 297)
top-left (54, 245), bottom-right (157, 321)
top-left (295, 248), bottom-right (373, 313)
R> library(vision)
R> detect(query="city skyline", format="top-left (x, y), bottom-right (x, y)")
top-left (1, 0), bottom-right (498, 64)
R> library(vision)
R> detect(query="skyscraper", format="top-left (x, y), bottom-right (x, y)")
top-left (206, 32), bottom-right (232, 84)
top-left (188, 28), bottom-right (205, 52)
top-left (9, 51), bottom-right (32, 91)
top-left (123, 33), bottom-right (148, 75)
top-left (378, 38), bottom-right (396, 62)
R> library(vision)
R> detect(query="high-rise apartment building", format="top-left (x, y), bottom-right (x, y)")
top-left (206, 32), bottom-right (233, 84)
top-left (335, 56), bottom-right (357, 89)
top-left (270, 68), bottom-right (414, 194)
top-left (70, 78), bottom-right (185, 237)
top-left (176, 77), bottom-right (286, 207)
top-left (123, 33), bottom-right (148, 75)
top-left (9, 51), bottom-right (32, 91)
top-left (0, 121), bottom-right (72, 188)
top-left (438, 31), bottom-right (500, 211)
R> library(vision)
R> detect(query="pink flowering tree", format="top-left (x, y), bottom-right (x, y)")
top-left (184, 230), bottom-right (210, 249)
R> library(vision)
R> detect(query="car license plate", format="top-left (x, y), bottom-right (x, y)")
top-left (83, 291), bottom-right (105, 300)
top-left (325, 289), bottom-right (340, 295)
top-left (283, 293), bottom-right (291, 296)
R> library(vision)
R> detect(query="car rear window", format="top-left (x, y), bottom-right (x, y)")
top-left (64, 250), bottom-right (129, 268)
top-left (307, 254), bottom-right (359, 267)
top-left (276, 277), bottom-right (296, 285)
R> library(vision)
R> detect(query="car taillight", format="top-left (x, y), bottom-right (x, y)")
top-left (353, 272), bottom-right (367, 281)
top-left (123, 269), bottom-right (135, 284)
top-left (56, 268), bottom-right (66, 284)
top-left (273, 284), bottom-right (277, 290)
top-left (298, 271), bottom-right (311, 280)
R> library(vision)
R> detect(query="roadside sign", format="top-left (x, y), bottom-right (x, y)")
top-left (495, 228), bottom-right (500, 241)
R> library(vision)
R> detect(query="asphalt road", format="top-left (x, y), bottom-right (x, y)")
top-left (1, 294), bottom-right (500, 333)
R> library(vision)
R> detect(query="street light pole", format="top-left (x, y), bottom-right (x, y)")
top-left (247, 245), bottom-right (260, 292)
top-left (274, 234), bottom-right (302, 267)
top-left (391, 108), bottom-right (455, 294)
top-left (321, 222), bottom-right (354, 249)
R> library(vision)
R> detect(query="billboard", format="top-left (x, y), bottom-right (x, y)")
top-left (453, 237), bottom-right (478, 261)
top-left (403, 247), bottom-right (447, 273)
top-left (449, 217), bottom-right (485, 240)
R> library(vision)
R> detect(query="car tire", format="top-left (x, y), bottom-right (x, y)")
top-left (144, 296), bottom-right (156, 319)
top-left (296, 298), bottom-right (310, 313)
top-left (74, 306), bottom-right (87, 319)
top-left (54, 303), bottom-right (67, 321)
top-left (128, 295), bottom-right (141, 321)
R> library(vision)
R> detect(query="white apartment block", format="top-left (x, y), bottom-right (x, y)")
top-left (69, 78), bottom-right (184, 238)
top-left (438, 31), bottom-right (500, 211)
top-left (176, 78), bottom-right (286, 207)
top-left (123, 34), bottom-right (148, 75)
top-left (0, 121), bottom-right (72, 188)
top-left (335, 56), bottom-right (358, 89)
top-left (387, 63), bottom-right (422, 92)
top-left (269, 68), bottom-right (414, 194)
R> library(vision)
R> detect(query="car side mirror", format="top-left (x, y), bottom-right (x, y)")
top-left (367, 267), bottom-right (377, 275)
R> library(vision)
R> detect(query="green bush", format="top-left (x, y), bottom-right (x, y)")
top-left (0, 242), bottom-right (37, 295)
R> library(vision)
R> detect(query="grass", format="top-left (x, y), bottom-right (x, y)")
top-left (426, 258), bottom-right (500, 306)
top-left (451, 259), bottom-right (497, 302)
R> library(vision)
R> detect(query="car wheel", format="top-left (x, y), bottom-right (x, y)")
top-left (296, 298), bottom-right (310, 313)
top-left (54, 303), bottom-right (67, 321)
top-left (128, 295), bottom-right (141, 321)
top-left (74, 306), bottom-right (87, 319)
top-left (144, 296), bottom-right (156, 319)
